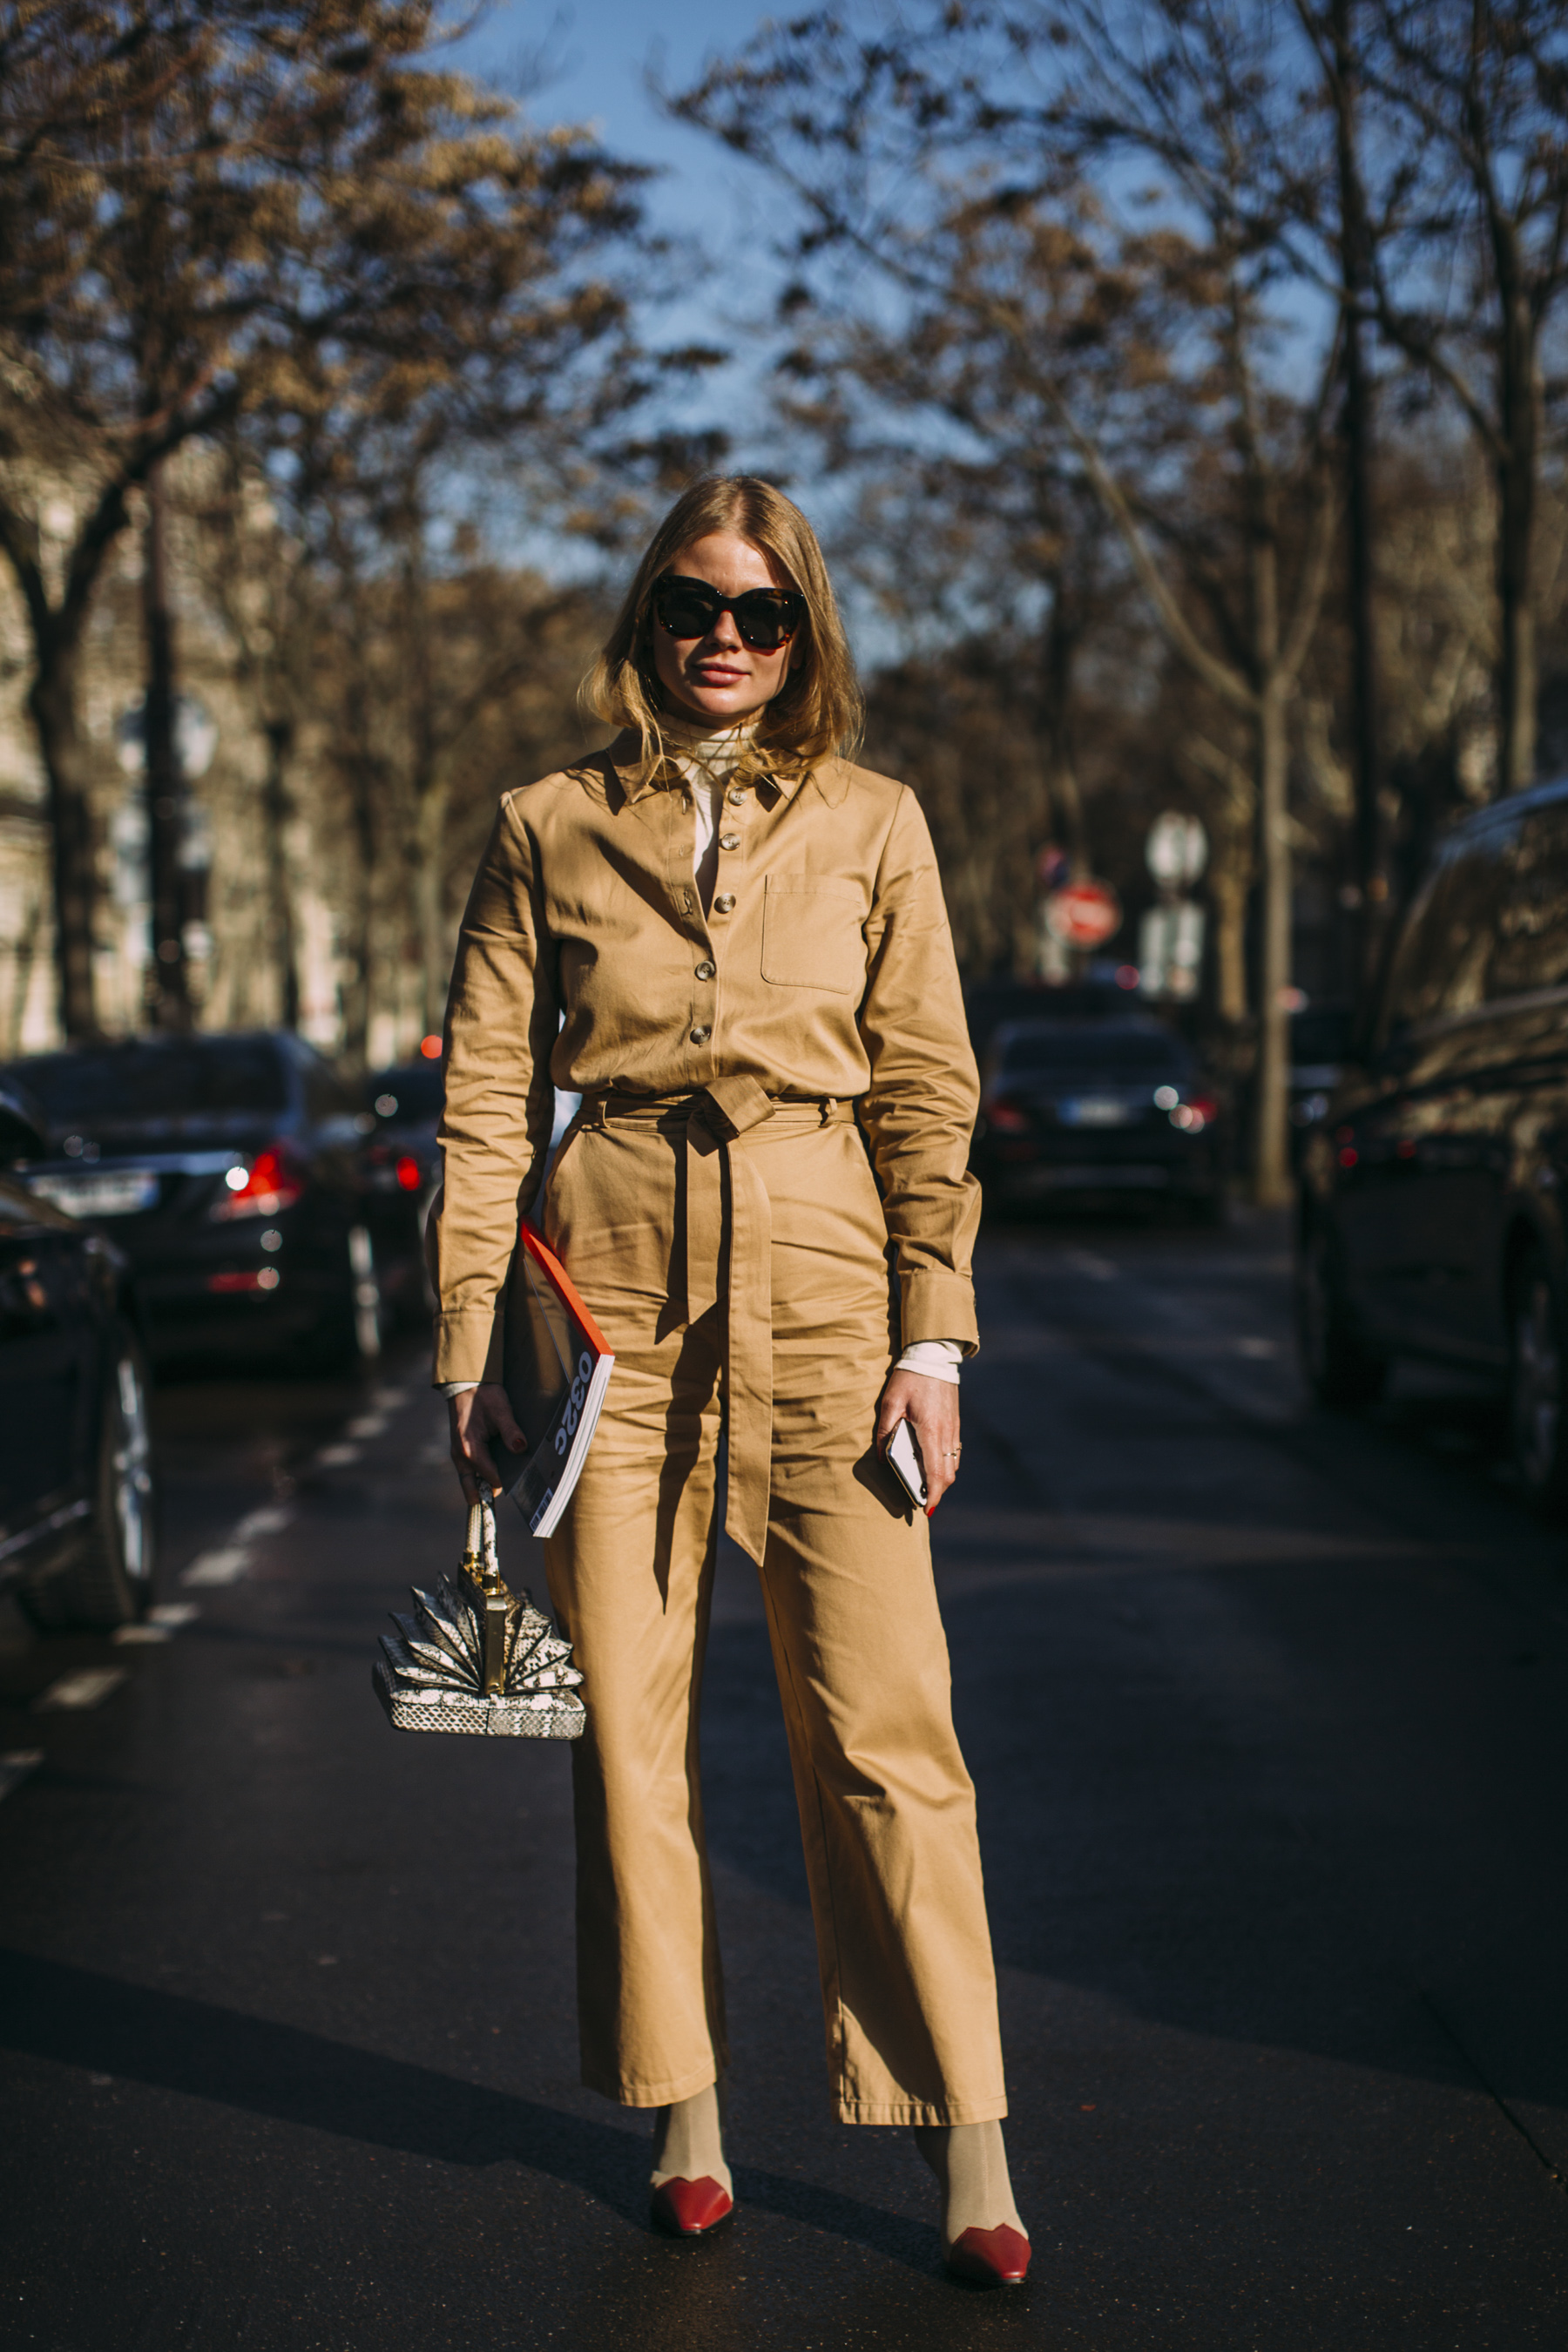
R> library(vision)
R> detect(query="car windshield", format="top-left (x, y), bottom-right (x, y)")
top-left (369, 1064), bottom-right (444, 1121)
top-left (997, 1025), bottom-right (1190, 1079)
top-left (10, 1038), bottom-right (289, 1126)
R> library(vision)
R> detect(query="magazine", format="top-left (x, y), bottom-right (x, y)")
top-left (497, 1221), bottom-right (615, 1538)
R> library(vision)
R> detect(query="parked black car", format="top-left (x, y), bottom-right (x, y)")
top-left (964, 977), bottom-right (1139, 1065)
top-left (366, 1058), bottom-right (443, 1318)
top-left (0, 1085), bottom-right (156, 1628)
top-left (973, 1016), bottom-right (1226, 1215)
top-left (1, 1031), bottom-right (397, 1367)
top-left (1288, 1003), bottom-right (1355, 1140)
top-left (1298, 774), bottom-right (1568, 1509)
top-left (367, 1058), bottom-right (442, 1199)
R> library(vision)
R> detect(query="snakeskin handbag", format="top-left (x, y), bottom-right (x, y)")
top-left (372, 1490), bottom-right (585, 1739)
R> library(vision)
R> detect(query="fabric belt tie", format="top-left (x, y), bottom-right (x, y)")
top-left (580, 1081), bottom-right (855, 1564)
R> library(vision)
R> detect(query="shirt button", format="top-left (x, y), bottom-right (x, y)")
top-left (695, 960), bottom-right (715, 980)
top-left (727, 787), bottom-right (747, 804)
top-left (713, 893), bottom-right (735, 914)
top-left (690, 1026), bottom-right (711, 1045)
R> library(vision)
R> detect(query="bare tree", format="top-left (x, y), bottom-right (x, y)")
top-left (672, 0), bottom-right (1342, 1199)
top-left (1361, 0), bottom-right (1568, 795)
top-left (0, 0), bottom-right (647, 1037)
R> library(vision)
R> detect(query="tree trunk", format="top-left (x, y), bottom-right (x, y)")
top-left (263, 719), bottom-right (300, 1030)
top-left (1039, 576), bottom-right (1088, 871)
top-left (1253, 680), bottom-right (1292, 1205)
top-left (1332, 0), bottom-right (1387, 1002)
top-left (1496, 297), bottom-right (1539, 794)
top-left (339, 736), bottom-right (377, 1069)
top-left (416, 780), bottom-right (451, 1037)
top-left (27, 647), bottom-right (99, 1042)
top-left (4, 884), bottom-right (44, 1058)
top-left (143, 462), bottom-right (191, 1029)
top-left (1209, 851), bottom-right (1250, 1027)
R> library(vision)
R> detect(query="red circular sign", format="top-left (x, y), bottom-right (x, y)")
top-left (1044, 878), bottom-right (1123, 949)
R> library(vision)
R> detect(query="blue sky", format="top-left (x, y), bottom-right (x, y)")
top-left (442, 3), bottom-right (862, 593)
top-left (448, 1), bottom-right (777, 251)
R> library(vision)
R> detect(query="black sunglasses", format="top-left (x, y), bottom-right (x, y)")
top-left (651, 572), bottom-right (807, 652)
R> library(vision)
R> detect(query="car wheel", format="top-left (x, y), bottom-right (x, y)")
top-left (1296, 1220), bottom-right (1387, 1411)
top-left (1509, 1247), bottom-right (1568, 1512)
top-left (24, 1332), bottom-right (157, 1630)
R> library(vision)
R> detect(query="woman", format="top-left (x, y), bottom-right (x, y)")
top-left (435, 476), bottom-right (1028, 2288)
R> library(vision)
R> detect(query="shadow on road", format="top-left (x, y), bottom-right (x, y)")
top-left (0, 1948), bottom-right (942, 2276)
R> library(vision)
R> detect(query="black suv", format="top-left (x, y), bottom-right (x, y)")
top-left (1298, 774), bottom-right (1568, 1507)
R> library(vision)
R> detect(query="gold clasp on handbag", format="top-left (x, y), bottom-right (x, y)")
top-left (461, 1493), bottom-right (509, 1697)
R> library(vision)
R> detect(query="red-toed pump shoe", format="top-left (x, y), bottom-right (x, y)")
top-left (650, 2176), bottom-right (734, 2236)
top-left (946, 2223), bottom-right (1031, 2287)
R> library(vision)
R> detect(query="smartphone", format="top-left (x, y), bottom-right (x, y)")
top-left (885, 1417), bottom-right (929, 1511)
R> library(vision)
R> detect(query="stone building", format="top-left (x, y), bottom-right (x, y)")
top-left (0, 449), bottom-right (365, 1061)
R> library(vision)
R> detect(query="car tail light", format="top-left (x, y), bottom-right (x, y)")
top-left (985, 1092), bottom-right (1031, 1134)
top-left (395, 1155), bottom-right (422, 1193)
top-left (210, 1146), bottom-right (305, 1220)
top-left (1169, 1094), bottom-right (1219, 1134)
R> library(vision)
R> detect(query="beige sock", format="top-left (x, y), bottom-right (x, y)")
top-left (651, 2078), bottom-right (732, 2197)
top-left (914, 2119), bottom-right (1024, 2247)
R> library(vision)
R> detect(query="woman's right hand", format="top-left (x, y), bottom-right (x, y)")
top-left (449, 1382), bottom-right (527, 1504)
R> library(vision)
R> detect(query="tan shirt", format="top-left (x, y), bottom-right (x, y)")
top-left (432, 732), bottom-right (982, 1384)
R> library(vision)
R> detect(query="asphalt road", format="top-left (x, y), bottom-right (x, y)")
top-left (2, 1207), bottom-right (1566, 2349)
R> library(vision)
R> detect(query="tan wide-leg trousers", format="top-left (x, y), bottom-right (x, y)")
top-left (539, 1095), bottom-right (1007, 2126)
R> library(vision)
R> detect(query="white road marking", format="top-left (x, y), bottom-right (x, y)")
top-left (1235, 1337), bottom-right (1280, 1359)
top-left (374, 1385), bottom-right (409, 1409)
top-left (235, 1504), bottom-right (294, 1539)
top-left (346, 1413), bottom-right (388, 1440)
top-left (111, 1622), bottom-right (171, 1646)
top-left (314, 1442), bottom-right (361, 1468)
top-left (180, 1545), bottom-right (251, 1587)
top-left (35, 1667), bottom-right (127, 1712)
top-left (0, 1750), bottom-right (42, 1801)
top-left (148, 1603), bottom-right (199, 1628)
top-left (1064, 1248), bottom-right (1119, 1280)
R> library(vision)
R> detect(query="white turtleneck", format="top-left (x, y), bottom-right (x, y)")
top-left (659, 711), bottom-right (756, 916)
top-left (443, 713), bottom-right (962, 1395)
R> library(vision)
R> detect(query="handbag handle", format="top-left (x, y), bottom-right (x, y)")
top-left (461, 1490), bottom-right (499, 1580)
top-left (459, 1488), bottom-right (506, 1692)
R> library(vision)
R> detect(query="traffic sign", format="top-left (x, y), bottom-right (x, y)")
top-left (1146, 812), bottom-right (1208, 887)
top-left (1139, 901), bottom-right (1206, 999)
top-left (1044, 878), bottom-right (1123, 949)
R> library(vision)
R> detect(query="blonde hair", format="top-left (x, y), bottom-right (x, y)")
top-left (580, 476), bottom-right (863, 774)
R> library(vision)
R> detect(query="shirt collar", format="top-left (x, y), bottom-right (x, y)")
top-left (606, 729), bottom-right (812, 805)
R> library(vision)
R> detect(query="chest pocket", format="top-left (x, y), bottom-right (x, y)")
top-left (761, 875), bottom-right (867, 994)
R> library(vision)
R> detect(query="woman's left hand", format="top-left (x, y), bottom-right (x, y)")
top-left (875, 1369), bottom-right (962, 1515)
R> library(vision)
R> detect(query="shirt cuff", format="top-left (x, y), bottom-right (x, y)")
top-left (894, 1339), bottom-right (963, 1385)
top-left (437, 1380), bottom-right (480, 1398)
